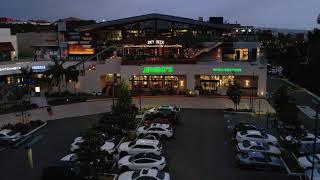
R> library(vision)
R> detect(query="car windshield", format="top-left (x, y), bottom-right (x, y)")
top-left (132, 170), bottom-right (141, 179)
top-left (128, 141), bottom-right (135, 147)
top-left (261, 133), bottom-right (268, 138)
top-left (242, 141), bottom-right (251, 148)
top-left (240, 131), bottom-right (247, 135)
top-left (7, 131), bottom-right (16, 136)
top-left (156, 171), bottom-right (165, 179)
top-left (263, 144), bottom-right (270, 150)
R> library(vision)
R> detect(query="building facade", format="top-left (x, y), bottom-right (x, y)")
top-left (0, 14), bottom-right (267, 97)
top-left (0, 28), bottom-right (18, 61)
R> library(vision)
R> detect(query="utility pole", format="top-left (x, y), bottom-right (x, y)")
top-left (311, 99), bottom-right (320, 180)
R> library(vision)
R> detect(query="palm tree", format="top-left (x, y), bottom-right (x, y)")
top-left (63, 65), bottom-right (79, 92)
top-left (46, 59), bottom-right (65, 95)
top-left (20, 67), bottom-right (34, 100)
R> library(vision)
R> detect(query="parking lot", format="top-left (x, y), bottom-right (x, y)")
top-left (164, 109), bottom-right (299, 180)
top-left (0, 114), bottom-right (100, 180)
top-left (0, 109), bottom-right (301, 180)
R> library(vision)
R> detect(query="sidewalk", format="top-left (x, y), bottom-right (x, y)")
top-left (0, 96), bottom-right (275, 127)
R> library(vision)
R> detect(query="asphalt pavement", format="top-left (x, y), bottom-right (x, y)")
top-left (163, 109), bottom-right (298, 180)
top-left (0, 114), bottom-right (100, 180)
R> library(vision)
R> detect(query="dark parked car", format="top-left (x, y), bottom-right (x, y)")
top-left (233, 123), bottom-right (260, 137)
top-left (42, 161), bottom-right (81, 180)
top-left (237, 151), bottom-right (282, 170)
top-left (294, 143), bottom-right (320, 156)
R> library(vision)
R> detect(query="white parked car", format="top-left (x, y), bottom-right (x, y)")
top-left (70, 136), bottom-right (115, 154)
top-left (305, 168), bottom-right (320, 180)
top-left (298, 154), bottom-right (320, 169)
top-left (237, 141), bottom-right (281, 155)
top-left (236, 130), bottom-right (278, 146)
top-left (158, 105), bottom-right (180, 113)
top-left (118, 153), bottom-right (166, 171)
top-left (0, 129), bottom-right (21, 143)
top-left (136, 124), bottom-right (173, 139)
top-left (61, 153), bottom-right (78, 161)
top-left (136, 134), bottom-right (159, 141)
top-left (118, 169), bottom-right (170, 180)
top-left (118, 139), bottom-right (162, 157)
top-left (286, 133), bottom-right (320, 145)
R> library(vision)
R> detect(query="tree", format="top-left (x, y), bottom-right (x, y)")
top-left (20, 67), bottom-right (34, 98)
top-left (76, 130), bottom-right (107, 177)
top-left (273, 85), bottom-right (299, 127)
top-left (112, 81), bottom-right (138, 131)
top-left (46, 59), bottom-right (65, 95)
top-left (63, 66), bottom-right (79, 92)
top-left (226, 81), bottom-right (241, 110)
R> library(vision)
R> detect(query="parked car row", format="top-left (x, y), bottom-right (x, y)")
top-left (116, 105), bottom-right (180, 180)
top-left (233, 123), bottom-right (283, 170)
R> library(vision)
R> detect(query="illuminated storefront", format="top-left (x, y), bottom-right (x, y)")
top-left (129, 75), bottom-right (185, 95)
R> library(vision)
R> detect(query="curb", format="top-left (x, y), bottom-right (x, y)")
top-left (13, 121), bottom-right (47, 148)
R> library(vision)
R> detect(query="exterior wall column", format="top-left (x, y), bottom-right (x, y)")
top-left (257, 69), bottom-right (267, 97)
top-left (186, 74), bottom-right (195, 91)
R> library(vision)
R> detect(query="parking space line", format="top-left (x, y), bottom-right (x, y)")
top-left (0, 147), bottom-right (6, 152)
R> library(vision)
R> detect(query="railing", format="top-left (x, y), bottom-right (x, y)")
top-left (121, 58), bottom-right (197, 65)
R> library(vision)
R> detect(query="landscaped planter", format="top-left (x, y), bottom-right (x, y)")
top-left (1, 120), bottom-right (47, 145)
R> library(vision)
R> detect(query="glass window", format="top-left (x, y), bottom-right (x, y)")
top-left (140, 20), bottom-right (156, 30)
top-left (174, 22), bottom-right (189, 29)
top-left (157, 20), bottom-right (172, 29)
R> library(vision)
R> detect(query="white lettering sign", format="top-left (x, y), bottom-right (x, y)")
top-left (0, 66), bottom-right (21, 72)
top-left (32, 65), bottom-right (46, 70)
top-left (147, 40), bottom-right (165, 45)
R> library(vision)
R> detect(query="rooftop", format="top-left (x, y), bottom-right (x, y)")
top-left (80, 13), bottom-right (235, 31)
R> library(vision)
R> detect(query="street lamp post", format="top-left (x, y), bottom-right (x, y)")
top-left (311, 99), bottom-right (320, 180)
top-left (136, 64), bottom-right (142, 111)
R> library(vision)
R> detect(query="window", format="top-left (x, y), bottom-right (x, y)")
top-left (247, 135), bottom-right (262, 139)
top-left (132, 171), bottom-right (141, 179)
top-left (136, 177), bottom-right (157, 180)
top-left (134, 159), bottom-right (155, 164)
top-left (251, 146), bottom-right (265, 150)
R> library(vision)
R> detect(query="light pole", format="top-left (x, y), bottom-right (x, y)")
top-left (311, 99), bottom-right (320, 180)
top-left (136, 64), bottom-right (142, 111)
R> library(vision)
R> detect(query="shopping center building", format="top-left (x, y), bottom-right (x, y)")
top-left (0, 14), bottom-right (267, 97)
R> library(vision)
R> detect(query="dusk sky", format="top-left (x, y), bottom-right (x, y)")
top-left (1, 0), bottom-right (319, 30)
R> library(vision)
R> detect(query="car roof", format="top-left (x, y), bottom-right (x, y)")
top-left (245, 141), bottom-right (263, 146)
top-left (135, 139), bottom-right (159, 145)
top-left (246, 130), bottom-right (262, 135)
top-left (0, 129), bottom-right (12, 134)
top-left (248, 151), bottom-right (265, 158)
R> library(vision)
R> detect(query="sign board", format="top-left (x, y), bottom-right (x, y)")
top-left (143, 67), bottom-right (173, 74)
top-left (212, 68), bottom-right (242, 73)
top-left (147, 40), bottom-right (165, 45)
top-left (0, 66), bottom-right (21, 72)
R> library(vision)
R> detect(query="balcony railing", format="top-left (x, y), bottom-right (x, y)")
top-left (121, 58), bottom-right (197, 65)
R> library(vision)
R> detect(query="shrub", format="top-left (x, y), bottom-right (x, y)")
top-left (13, 123), bottom-right (32, 135)
top-left (1, 123), bottom-right (14, 130)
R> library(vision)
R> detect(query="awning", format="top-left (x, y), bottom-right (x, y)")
top-left (0, 42), bottom-right (14, 52)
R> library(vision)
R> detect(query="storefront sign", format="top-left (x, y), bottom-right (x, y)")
top-left (147, 40), bottom-right (165, 45)
top-left (143, 66), bottom-right (174, 74)
top-left (212, 68), bottom-right (242, 73)
top-left (0, 66), bottom-right (21, 72)
top-left (32, 65), bottom-right (46, 71)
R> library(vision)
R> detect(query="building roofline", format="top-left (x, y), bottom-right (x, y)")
top-left (79, 13), bottom-right (234, 31)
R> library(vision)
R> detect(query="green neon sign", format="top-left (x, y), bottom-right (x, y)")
top-left (212, 68), bottom-right (242, 73)
top-left (143, 67), bottom-right (174, 74)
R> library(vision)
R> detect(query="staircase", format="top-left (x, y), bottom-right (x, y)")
top-left (190, 42), bottom-right (222, 59)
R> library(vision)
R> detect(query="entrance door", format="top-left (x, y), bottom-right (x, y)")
top-left (200, 80), bottom-right (219, 94)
